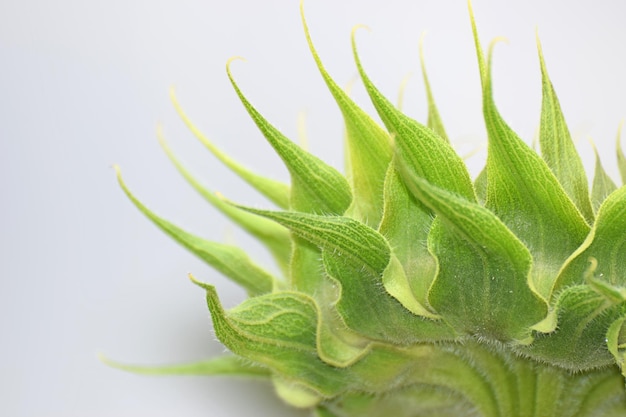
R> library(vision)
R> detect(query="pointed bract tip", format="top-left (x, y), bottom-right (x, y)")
top-left (214, 191), bottom-right (226, 201)
top-left (467, 0), bottom-right (476, 20)
top-left (418, 31), bottom-right (428, 52)
top-left (156, 124), bottom-right (169, 149)
top-left (299, 0), bottom-right (309, 26)
top-left (97, 352), bottom-right (125, 370)
top-left (397, 72), bottom-right (413, 111)
top-left (343, 75), bottom-right (359, 96)
top-left (534, 26), bottom-right (541, 43)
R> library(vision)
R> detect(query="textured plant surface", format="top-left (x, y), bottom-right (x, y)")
top-left (111, 2), bottom-right (626, 416)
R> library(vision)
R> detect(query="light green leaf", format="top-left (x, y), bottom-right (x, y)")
top-left (227, 58), bottom-right (352, 215)
top-left (196, 280), bottom-right (349, 398)
top-left (302, 4), bottom-right (392, 227)
top-left (170, 88), bottom-right (290, 209)
top-left (518, 285), bottom-right (626, 371)
top-left (100, 354), bottom-right (270, 378)
top-left (115, 167), bottom-right (277, 296)
top-left (158, 131), bottom-right (291, 276)
top-left (378, 163), bottom-right (438, 314)
top-left (314, 281), bottom-right (372, 368)
top-left (470, 14), bottom-right (590, 301)
top-left (197, 196), bottom-right (371, 366)
top-left (352, 29), bottom-right (475, 202)
top-left (419, 34), bottom-right (449, 142)
top-left (381, 253), bottom-right (439, 319)
top-left (272, 375), bottom-right (324, 408)
top-left (591, 141), bottom-right (618, 212)
top-left (196, 277), bottom-right (460, 400)
top-left (536, 35), bottom-right (594, 223)
top-left (616, 122), bottom-right (626, 185)
top-left (474, 166), bottom-right (487, 204)
top-left (557, 186), bottom-right (626, 289)
top-left (402, 170), bottom-right (547, 342)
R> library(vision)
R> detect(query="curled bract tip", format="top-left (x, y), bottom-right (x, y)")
top-left (587, 137), bottom-right (600, 153)
top-left (226, 56), bottom-right (246, 70)
top-left (97, 352), bottom-right (123, 370)
top-left (351, 24), bottom-right (372, 38)
top-left (489, 36), bottom-right (510, 48)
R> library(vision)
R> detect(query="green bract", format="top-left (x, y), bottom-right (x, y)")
top-left (110, 2), bottom-right (626, 416)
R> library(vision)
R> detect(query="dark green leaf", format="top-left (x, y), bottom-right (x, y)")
top-left (470, 16), bottom-right (590, 301)
top-left (518, 285), bottom-right (626, 371)
top-left (402, 170), bottom-right (547, 342)
top-left (352, 29), bottom-right (475, 202)
top-left (302, 4), bottom-right (391, 227)
top-left (234, 206), bottom-right (455, 342)
top-left (227, 59), bottom-right (352, 215)
top-left (378, 162), bottom-right (438, 316)
top-left (557, 186), bottom-right (626, 289)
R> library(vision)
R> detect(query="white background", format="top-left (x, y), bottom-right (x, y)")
top-left (1, 0), bottom-right (625, 416)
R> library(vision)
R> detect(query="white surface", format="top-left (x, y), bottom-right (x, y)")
top-left (1, 1), bottom-right (625, 416)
